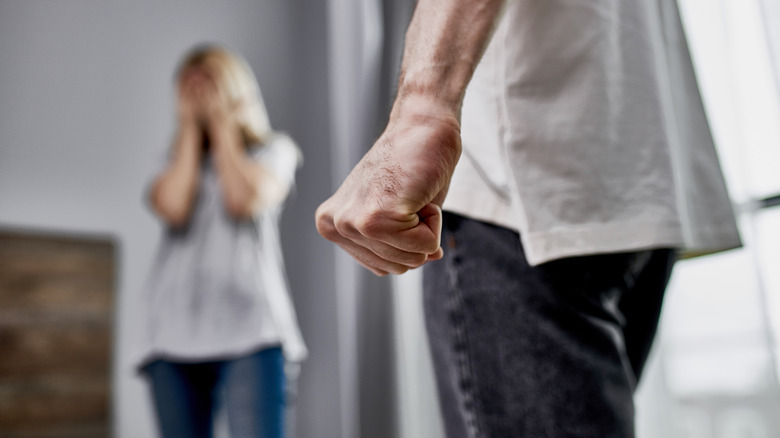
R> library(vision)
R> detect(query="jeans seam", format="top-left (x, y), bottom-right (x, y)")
top-left (446, 244), bottom-right (483, 438)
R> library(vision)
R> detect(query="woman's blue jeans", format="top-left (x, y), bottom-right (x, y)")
top-left (423, 212), bottom-right (676, 438)
top-left (143, 347), bottom-right (286, 438)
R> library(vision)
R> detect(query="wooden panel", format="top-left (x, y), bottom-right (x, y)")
top-left (0, 230), bottom-right (115, 438)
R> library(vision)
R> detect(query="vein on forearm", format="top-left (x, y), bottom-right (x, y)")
top-left (396, 0), bottom-right (507, 114)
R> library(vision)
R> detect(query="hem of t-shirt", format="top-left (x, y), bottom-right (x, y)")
top-left (135, 336), bottom-right (304, 373)
top-left (442, 198), bottom-right (518, 232)
top-left (442, 207), bottom-right (744, 269)
top-left (521, 221), bottom-right (686, 266)
top-left (678, 228), bottom-right (743, 260)
top-left (442, 206), bottom-right (687, 265)
top-left (524, 220), bottom-right (744, 266)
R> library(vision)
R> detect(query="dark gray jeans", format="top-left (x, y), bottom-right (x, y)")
top-left (423, 213), bottom-right (676, 438)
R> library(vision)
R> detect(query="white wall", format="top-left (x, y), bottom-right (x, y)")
top-left (0, 2), bottom-right (341, 437)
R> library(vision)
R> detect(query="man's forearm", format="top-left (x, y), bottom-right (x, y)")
top-left (314, 0), bottom-right (507, 276)
top-left (393, 0), bottom-right (507, 119)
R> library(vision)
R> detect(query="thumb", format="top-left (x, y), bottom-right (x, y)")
top-left (384, 202), bottom-right (443, 254)
top-left (417, 202), bottom-right (443, 254)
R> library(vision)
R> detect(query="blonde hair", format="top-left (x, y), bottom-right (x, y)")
top-left (176, 44), bottom-right (272, 145)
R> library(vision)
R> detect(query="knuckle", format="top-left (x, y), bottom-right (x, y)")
top-left (354, 209), bottom-right (385, 239)
top-left (332, 214), bottom-right (360, 239)
top-left (315, 211), bottom-right (340, 242)
top-left (314, 203), bottom-right (329, 224)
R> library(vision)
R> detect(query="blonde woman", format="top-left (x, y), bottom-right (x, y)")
top-left (138, 44), bottom-right (306, 438)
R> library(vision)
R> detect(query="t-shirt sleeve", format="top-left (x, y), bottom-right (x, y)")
top-left (250, 133), bottom-right (302, 188)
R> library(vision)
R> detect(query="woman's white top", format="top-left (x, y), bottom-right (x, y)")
top-left (137, 134), bottom-right (307, 367)
top-left (444, 0), bottom-right (742, 265)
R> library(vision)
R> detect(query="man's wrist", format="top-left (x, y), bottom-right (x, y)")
top-left (395, 61), bottom-right (474, 112)
top-left (388, 93), bottom-right (462, 133)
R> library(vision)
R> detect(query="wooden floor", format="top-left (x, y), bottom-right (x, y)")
top-left (0, 230), bottom-right (115, 438)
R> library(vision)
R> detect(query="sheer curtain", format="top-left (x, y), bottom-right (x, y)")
top-left (326, 1), bottom-right (415, 437)
top-left (636, 0), bottom-right (780, 437)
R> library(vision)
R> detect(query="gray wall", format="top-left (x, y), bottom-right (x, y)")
top-left (0, 2), bottom-right (340, 437)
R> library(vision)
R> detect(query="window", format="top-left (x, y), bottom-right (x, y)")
top-left (637, 1), bottom-right (780, 436)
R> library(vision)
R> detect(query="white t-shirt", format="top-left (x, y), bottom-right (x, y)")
top-left (444, 0), bottom-right (741, 265)
top-left (137, 134), bottom-right (307, 367)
